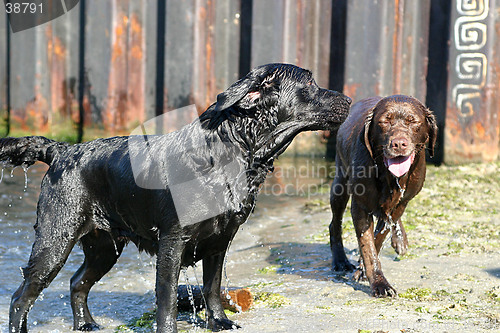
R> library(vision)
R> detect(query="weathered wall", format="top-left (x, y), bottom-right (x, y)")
top-left (0, 0), bottom-right (499, 163)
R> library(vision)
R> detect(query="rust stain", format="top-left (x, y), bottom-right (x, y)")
top-left (130, 14), bottom-right (141, 34)
top-left (115, 24), bottom-right (124, 37)
top-left (474, 121), bottom-right (486, 138)
top-left (127, 12), bottom-right (145, 126)
top-left (106, 8), bottom-right (129, 133)
top-left (343, 83), bottom-right (361, 102)
top-left (445, 99), bottom-right (499, 163)
top-left (192, 1), bottom-right (216, 113)
top-left (130, 45), bottom-right (142, 60)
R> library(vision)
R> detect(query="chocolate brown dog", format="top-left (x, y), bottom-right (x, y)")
top-left (329, 95), bottom-right (437, 297)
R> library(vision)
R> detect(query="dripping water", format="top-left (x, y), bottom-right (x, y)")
top-left (182, 268), bottom-right (198, 326)
top-left (192, 264), bottom-right (208, 327)
top-left (22, 164), bottom-right (28, 191)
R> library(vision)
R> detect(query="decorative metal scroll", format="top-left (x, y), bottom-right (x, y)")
top-left (452, 0), bottom-right (489, 118)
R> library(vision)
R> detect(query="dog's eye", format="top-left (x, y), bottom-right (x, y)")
top-left (378, 119), bottom-right (390, 127)
top-left (405, 116), bottom-right (418, 124)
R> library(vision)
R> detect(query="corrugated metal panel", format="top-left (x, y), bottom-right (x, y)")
top-left (1, 0), bottom-right (499, 162)
top-left (48, 2), bottom-right (80, 140)
top-left (251, 0), bottom-right (285, 67)
top-left (444, 0), bottom-right (500, 163)
top-left (164, 0), bottom-right (195, 113)
top-left (251, 0), bottom-right (332, 86)
top-left (83, 0), bottom-right (112, 135)
top-left (213, 0), bottom-right (240, 91)
top-left (343, 0), bottom-right (430, 103)
top-left (81, 0), bottom-right (157, 138)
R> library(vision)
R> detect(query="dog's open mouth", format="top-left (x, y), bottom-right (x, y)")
top-left (384, 152), bottom-right (415, 177)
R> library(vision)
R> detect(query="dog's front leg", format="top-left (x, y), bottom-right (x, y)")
top-left (156, 233), bottom-right (185, 333)
top-left (203, 252), bottom-right (240, 331)
top-left (352, 200), bottom-right (396, 297)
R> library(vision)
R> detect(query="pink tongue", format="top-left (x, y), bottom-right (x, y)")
top-left (385, 153), bottom-right (414, 177)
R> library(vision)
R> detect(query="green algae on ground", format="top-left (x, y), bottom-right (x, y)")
top-left (254, 292), bottom-right (291, 308)
top-left (257, 265), bottom-right (280, 274)
top-left (115, 311), bottom-right (156, 332)
top-left (399, 287), bottom-right (433, 301)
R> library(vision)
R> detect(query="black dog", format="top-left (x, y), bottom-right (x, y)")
top-left (1, 63), bottom-right (351, 333)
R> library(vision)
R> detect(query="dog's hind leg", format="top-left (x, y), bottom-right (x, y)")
top-left (329, 163), bottom-right (355, 272)
top-left (202, 253), bottom-right (240, 331)
top-left (9, 221), bottom-right (79, 333)
top-left (70, 229), bottom-right (125, 331)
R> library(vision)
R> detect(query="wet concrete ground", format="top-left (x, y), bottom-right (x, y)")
top-left (0, 159), bottom-right (499, 332)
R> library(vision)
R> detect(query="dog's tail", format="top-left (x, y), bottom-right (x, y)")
top-left (0, 136), bottom-right (68, 167)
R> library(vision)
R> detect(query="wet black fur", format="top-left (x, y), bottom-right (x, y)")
top-left (0, 63), bottom-right (351, 333)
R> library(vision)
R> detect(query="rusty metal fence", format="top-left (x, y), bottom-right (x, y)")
top-left (0, 0), bottom-right (498, 164)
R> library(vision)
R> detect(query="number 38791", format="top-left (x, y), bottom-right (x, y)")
top-left (5, 2), bottom-right (43, 14)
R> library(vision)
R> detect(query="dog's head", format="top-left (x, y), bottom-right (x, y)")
top-left (364, 95), bottom-right (437, 177)
top-left (201, 63), bottom-right (351, 146)
top-left (200, 63), bottom-right (351, 160)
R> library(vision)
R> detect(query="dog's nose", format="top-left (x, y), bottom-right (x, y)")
top-left (390, 137), bottom-right (409, 151)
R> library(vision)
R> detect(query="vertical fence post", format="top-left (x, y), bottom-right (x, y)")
top-left (77, 0), bottom-right (86, 142)
top-left (425, 0), bottom-right (452, 165)
top-left (239, 0), bottom-right (253, 78)
top-left (444, 0), bottom-right (500, 163)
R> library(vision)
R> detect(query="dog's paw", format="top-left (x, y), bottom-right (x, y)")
top-left (353, 267), bottom-right (367, 282)
top-left (391, 234), bottom-right (408, 256)
top-left (77, 323), bottom-right (101, 331)
top-left (208, 318), bottom-right (241, 331)
top-left (371, 277), bottom-right (397, 298)
top-left (332, 259), bottom-right (356, 272)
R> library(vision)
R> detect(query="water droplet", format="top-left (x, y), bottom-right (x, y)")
top-left (22, 164), bottom-right (29, 191)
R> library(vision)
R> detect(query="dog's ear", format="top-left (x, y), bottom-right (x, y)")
top-left (214, 78), bottom-right (260, 112)
top-left (363, 108), bottom-right (375, 159)
top-left (214, 65), bottom-right (277, 112)
top-left (425, 108), bottom-right (438, 158)
top-left (200, 65), bottom-right (279, 129)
